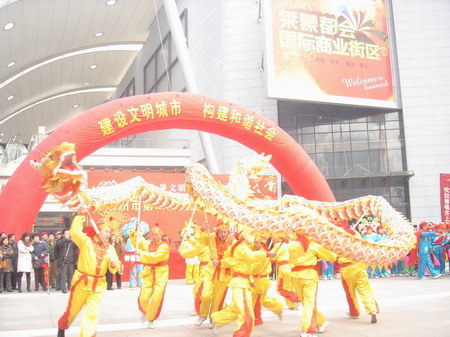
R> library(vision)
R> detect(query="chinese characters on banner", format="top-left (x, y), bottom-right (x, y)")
top-left (440, 174), bottom-right (450, 222)
top-left (265, 0), bottom-right (398, 108)
top-left (98, 98), bottom-right (277, 142)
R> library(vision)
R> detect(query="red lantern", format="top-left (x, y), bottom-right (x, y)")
top-left (145, 168), bottom-right (151, 172)
top-left (58, 218), bottom-right (64, 223)
top-left (174, 168), bottom-right (179, 173)
top-left (117, 168), bottom-right (123, 172)
top-left (43, 218), bottom-right (48, 222)
top-left (132, 168), bottom-right (137, 172)
top-left (160, 168), bottom-right (165, 173)
top-left (89, 167), bottom-right (95, 171)
top-left (104, 168), bottom-right (109, 172)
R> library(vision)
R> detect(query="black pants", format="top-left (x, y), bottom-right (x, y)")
top-left (0, 271), bottom-right (12, 291)
top-left (34, 267), bottom-right (47, 290)
top-left (60, 263), bottom-right (75, 291)
top-left (18, 272), bottom-right (31, 291)
top-left (106, 270), bottom-right (122, 289)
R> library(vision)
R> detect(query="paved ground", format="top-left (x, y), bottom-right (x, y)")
top-left (0, 275), bottom-right (449, 337)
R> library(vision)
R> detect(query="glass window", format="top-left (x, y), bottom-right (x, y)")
top-left (315, 133), bottom-right (333, 153)
top-left (333, 131), bottom-right (351, 152)
top-left (334, 152), bottom-right (352, 176)
top-left (315, 123), bottom-right (332, 133)
top-left (301, 134), bottom-right (315, 153)
top-left (144, 57), bottom-right (156, 93)
top-left (279, 113), bottom-right (296, 127)
top-left (170, 62), bottom-right (185, 92)
top-left (387, 149), bottom-right (404, 171)
top-left (350, 123), bottom-right (367, 132)
top-left (156, 76), bottom-right (170, 92)
top-left (350, 131), bottom-right (369, 151)
top-left (351, 151), bottom-right (370, 175)
top-left (316, 153), bottom-right (334, 176)
top-left (385, 121), bottom-right (400, 129)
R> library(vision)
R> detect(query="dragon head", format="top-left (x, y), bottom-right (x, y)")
top-left (30, 142), bottom-right (84, 203)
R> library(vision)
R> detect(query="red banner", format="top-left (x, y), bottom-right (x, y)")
top-left (441, 174), bottom-right (450, 222)
top-left (88, 171), bottom-right (277, 279)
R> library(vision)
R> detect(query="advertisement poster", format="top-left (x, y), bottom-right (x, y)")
top-left (265, 0), bottom-right (399, 108)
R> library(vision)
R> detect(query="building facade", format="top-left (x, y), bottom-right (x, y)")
top-left (113, 0), bottom-right (450, 224)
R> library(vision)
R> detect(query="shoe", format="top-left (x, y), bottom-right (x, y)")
top-left (139, 313), bottom-right (146, 323)
top-left (278, 310), bottom-right (283, 321)
top-left (43, 288), bottom-right (48, 291)
top-left (148, 321), bottom-right (156, 329)
top-left (62, 289), bottom-right (67, 293)
top-left (211, 320), bottom-right (218, 334)
top-left (195, 316), bottom-right (207, 326)
top-left (346, 312), bottom-right (359, 319)
top-left (419, 277), bottom-right (427, 280)
top-left (57, 328), bottom-right (65, 337)
top-left (293, 300), bottom-right (301, 310)
top-left (300, 333), bottom-right (315, 337)
top-left (371, 313), bottom-right (377, 323)
top-left (118, 287), bottom-right (121, 289)
top-left (433, 274), bottom-right (442, 279)
top-left (7, 289), bottom-right (13, 292)
top-left (107, 288), bottom-right (113, 290)
top-left (35, 288), bottom-right (39, 291)
top-left (55, 288), bottom-right (61, 291)
top-left (317, 321), bottom-right (329, 333)
top-left (208, 320), bottom-right (214, 329)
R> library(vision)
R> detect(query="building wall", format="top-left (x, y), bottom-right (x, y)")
top-left (392, 0), bottom-right (450, 223)
top-left (115, 0), bottom-right (278, 176)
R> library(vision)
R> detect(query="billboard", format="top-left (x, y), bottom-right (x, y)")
top-left (441, 173), bottom-right (450, 222)
top-left (264, 0), bottom-right (399, 108)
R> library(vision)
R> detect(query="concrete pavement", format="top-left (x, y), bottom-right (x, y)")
top-left (0, 275), bottom-right (449, 337)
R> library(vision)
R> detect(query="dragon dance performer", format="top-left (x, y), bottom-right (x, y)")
top-left (57, 212), bottom-right (119, 337)
top-left (131, 224), bottom-right (170, 329)
top-left (271, 232), bottom-right (299, 310)
top-left (251, 233), bottom-right (283, 326)
top-left (336, 223), bottom-right (379, 323)
top-left (289, 233), bottom-right (336, 337)
top-left (211, 229), bottom-right (271, 337)
top-left (180, 220), bottom-right (234, 328)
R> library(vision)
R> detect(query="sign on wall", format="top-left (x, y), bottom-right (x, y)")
top-left (264, 0), bottom-right (399, 108)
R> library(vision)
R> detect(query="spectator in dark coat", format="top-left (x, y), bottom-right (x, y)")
top-left (31, 233), bottom-right (49, 291)
top-left (0, 237), bottom-right (15, 292)
top-left (57, 230), bottom-right (78, 293)
top-left (8, 234), bottom-right (18, 290)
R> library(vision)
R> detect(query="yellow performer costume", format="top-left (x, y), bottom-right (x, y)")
top-left (185, 256), bottom-right (200, 285)
top-left (289, 234), bottom-right (336, 336)
top-left (271, 233), bottom-right (299, 309)
top-left (251, 233), bottom-right (283, 326)
top-left (211, 230), bottom-right (267, 337)
top-left (339, 257), bottom-right (379, 323)
top-left (180, 220), bottom-right (234, 327)
top-left (180, 225), bottom-right (215, 322)
top-left (336, 224), bottom-right (379, 323)
top-left (135, 226), bottom-right (169, 328)
top-left (58, 215), bottom-right (119, 337)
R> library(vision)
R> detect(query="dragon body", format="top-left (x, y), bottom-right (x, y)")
top-left (31, 144), bottom-right (416, 265)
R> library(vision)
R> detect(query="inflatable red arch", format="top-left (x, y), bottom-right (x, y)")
top-left (0, 92), bottom-right (335, 235)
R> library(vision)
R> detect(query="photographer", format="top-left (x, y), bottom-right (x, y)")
top-left (57, 230), bottom-right (78, 293)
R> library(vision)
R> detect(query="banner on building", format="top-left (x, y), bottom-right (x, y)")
top-left (87, 171), bottom-right (278, 279)
top-left (264, 0), bottom-right (399, 108)
top-left (440, 173), bottom-right (450, 222)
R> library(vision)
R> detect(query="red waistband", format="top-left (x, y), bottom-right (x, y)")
top-left (276, 261), bottom-right (289, 266)
top-left (79, 270), bottom-right (103, 278)
top-left (233, 272), bottom-right (250, 279)
top-left (291, 265), bottom-right (316, 272)
top-left (200, 261), bottom-right (209, 266)
top-left (340, 262), bottom-right (353, 268)
top-left (144, 260), bottom-right (168, 268)
top-left (252, 274), bottom-right (269, 278)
